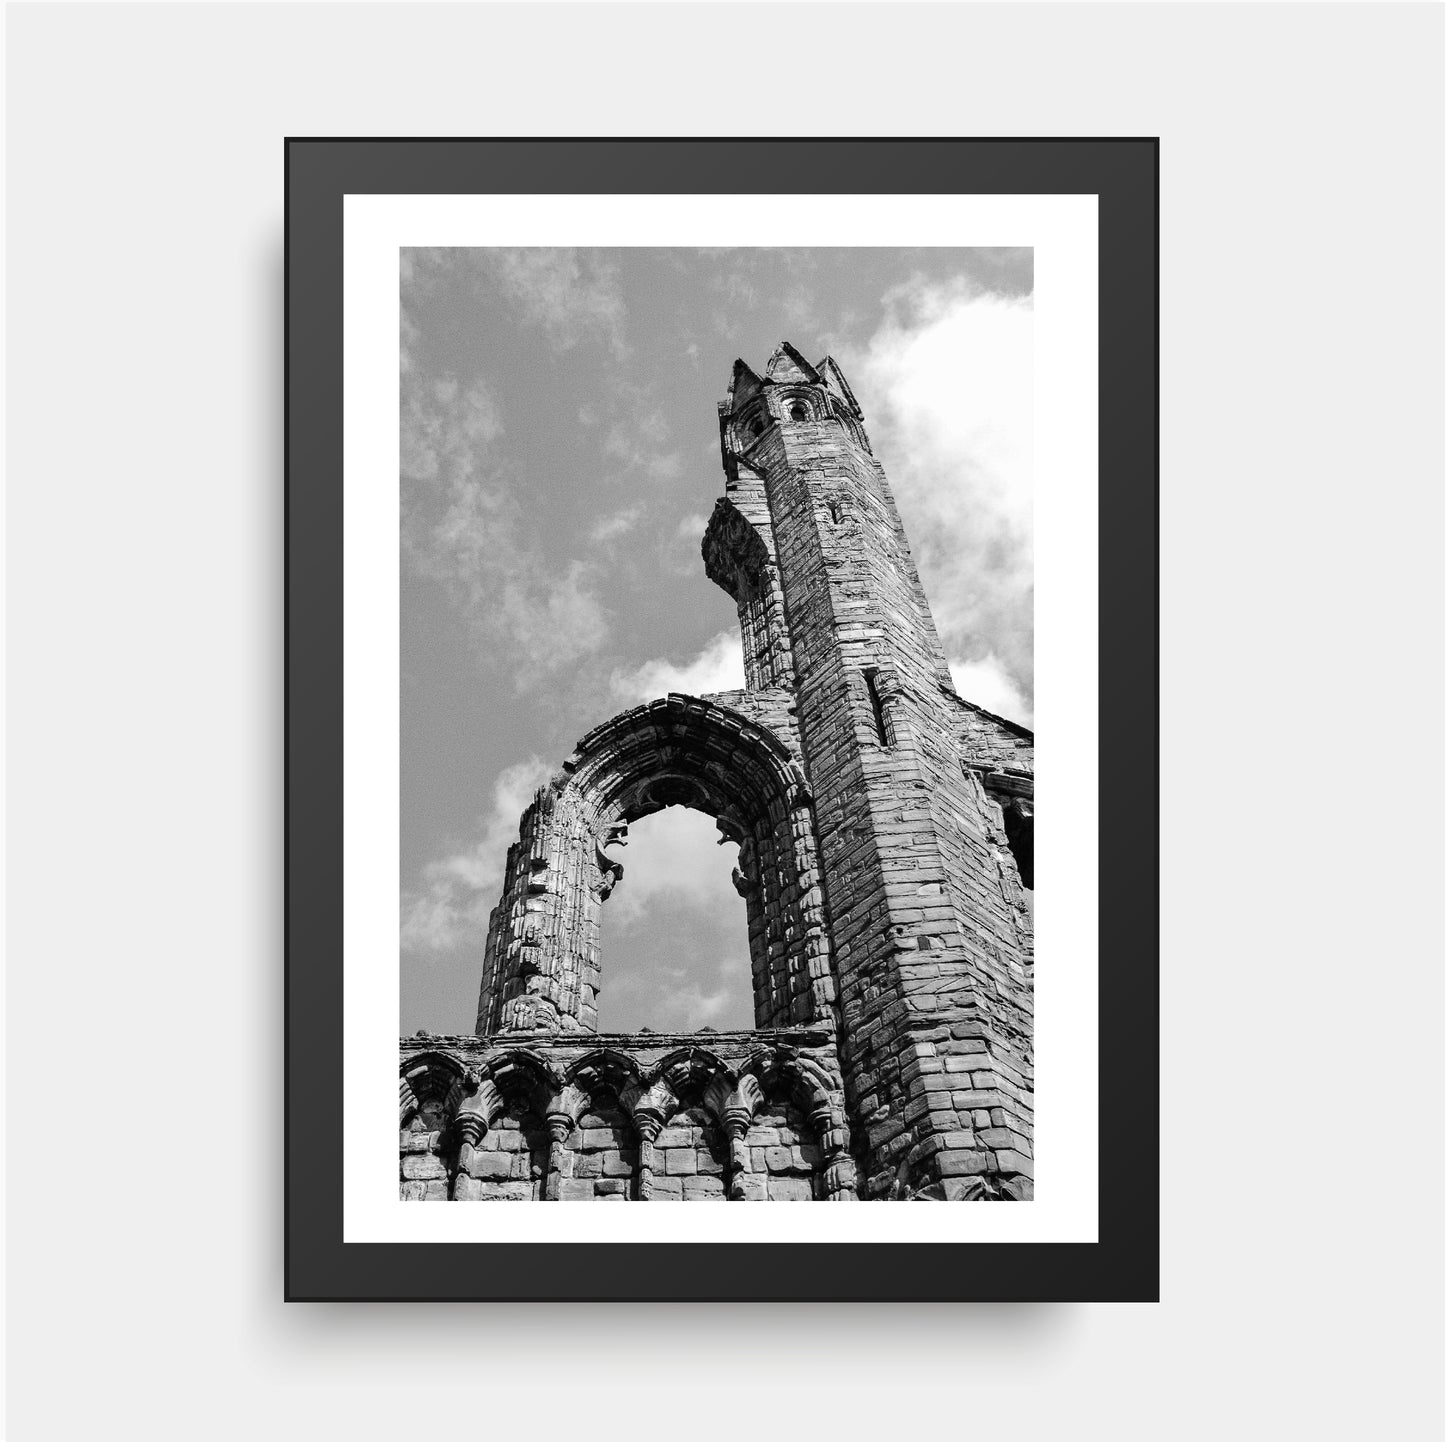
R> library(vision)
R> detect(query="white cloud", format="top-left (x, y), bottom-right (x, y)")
top-left (859, 275), bottom-right (1034, 716)
top-left (599, 809), bottom-right (751, 1031)
top-left (487, 248), bottom-right (628, 359)
top-left (602, 806), bottom-right (741, 928)
top-left (399, 369), bottom-right (610, 688)
top-left (404, 780), bottom-right (756, 1036)
top-left (949, 655), bottom-right (1033, 728)
top-left (589, 506), bottom-right (643, 544)
top-left (609, 631), bottom-right (744, 704)
top-left (601, 413), bottom-right (680, 483)
top-left (400, 756), bottom-right (555, 955)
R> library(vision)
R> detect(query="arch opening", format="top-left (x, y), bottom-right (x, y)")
top-left (477, 695), bottom-right (835, 1038)
top-left (595, 806), bottom-right (753, 1034)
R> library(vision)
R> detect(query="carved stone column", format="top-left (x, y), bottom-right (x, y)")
top-left (632, 1113), bottom-right (663, 1201)
top-left (452, 1112), bottom-right (487, 1198)
top-left (543, 1113), bottom-right (574, 1200)
top-left (722, 1110), bottom-right (753, 1200)
top-left (704, 1073), bottom-right (763, 1200)
top-left (450, 1072), bottom-right (501, 1200)
top-left (621, 1078), bottom-right (678, 1202)
top-left (812, 1101), bottom-right (858, 1201)
top-left (541, 1082), bottom-right (588, 1200)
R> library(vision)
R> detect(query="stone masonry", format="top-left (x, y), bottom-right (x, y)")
top-left (402, 344), bottom-right (1034, 1201)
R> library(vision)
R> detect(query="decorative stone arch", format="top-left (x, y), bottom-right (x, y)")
top-left (741, 1046), bottom-right (858, 1200)
top-left (653, 1044), bottom-right (733, 1106)
top-left (448, 1048), bottom-right (558, 1201)
top-left (564, 1047), bottom-right (643, 1098)
top-left (477, 694), bottom-right (835, 1037)
top-left (771, 384), bottom-right (822, 425)
top-left (400, 1050), bottom-right (486, 1200)
top-left (400, 1049), bottom-right (475, 1130)
top-left (732, 400), bottom-right (772, 451)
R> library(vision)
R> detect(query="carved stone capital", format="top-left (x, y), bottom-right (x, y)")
top-left (454, 1112), bottom-right (487, 1149)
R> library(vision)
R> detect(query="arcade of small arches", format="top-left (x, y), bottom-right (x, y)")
top-left (400, 1040), bottom-right (857, 1202)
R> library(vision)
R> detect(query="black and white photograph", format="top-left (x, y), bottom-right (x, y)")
top-left (397, 247), bottom-right (1037, 1204)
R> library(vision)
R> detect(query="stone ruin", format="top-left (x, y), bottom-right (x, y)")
top-left (402, 343), bottom-right (1034, 1201)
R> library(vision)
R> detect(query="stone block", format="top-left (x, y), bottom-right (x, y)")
top-left (465, 1152), bottom-right (514, 1182)
top-left (402, 1154), bottom-right (448, 1181)
top-left (485, 1181), bottom-right (536, 1202)
top-left (991, 1149), bottom-right (1034, 1176)
top-left (682, 1175), bottom-right (726, 1199)
top-left (768, 1176), bottom-right (815, 1201)
top-left (559, 1179), bottom-right (595, 1201)
top-left (664, 1149), bottom-right (697, 1175)
top-left (935, 1149), bottom-right (990, 1177)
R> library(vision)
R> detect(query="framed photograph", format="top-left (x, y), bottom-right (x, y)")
top-left (286, 138), bottom-right (1158, 1301)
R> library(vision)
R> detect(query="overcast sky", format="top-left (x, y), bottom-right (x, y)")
top-left (400, 247), bottom-right (1033, 1036)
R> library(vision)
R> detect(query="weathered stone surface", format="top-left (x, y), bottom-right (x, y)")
top-left (400, 344), bottom-right (1033, 1201)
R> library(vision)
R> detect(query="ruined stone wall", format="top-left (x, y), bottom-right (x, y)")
top-left (403, 342), bottom-right (1034, 1203)
top-left (475, 692), bottom-right (835, 1038)
top-left (708, 347), bottom-right (1035, 1200)
top-left (400, 1029), bottom-right (855, 1202)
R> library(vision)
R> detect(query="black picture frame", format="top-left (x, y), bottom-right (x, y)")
top-left (286, 137), bottom-right (1158, 1302)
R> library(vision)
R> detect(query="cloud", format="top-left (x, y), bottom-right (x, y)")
top-left (598, 808), bottom-right (752, 1031)
top-left (603, 957), bottom-right (751, 1033)
top-left (400, 370), bottom-right (610, 688)
top-left (602, 806), bottom-right (741, 927)
top-left (589, 506), bottom-right (643, 544)
top-left (601, 412), bottom-right (680, 484)
top-left (400, 756), bottom-right (555, 954)
top-left (404, 775), bottom-right (756, 1035)
top-left (858, 274), bottom-right (1034, 715)
top-left (949, 655), bottom-right (1033, 728)
top-left (609, 631), bottom-right (745, 704)
top-left (485, 248), bottom-right (628, 359)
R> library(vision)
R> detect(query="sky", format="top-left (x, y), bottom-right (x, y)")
top-left (400, 247), bottom-right (1033, 1036)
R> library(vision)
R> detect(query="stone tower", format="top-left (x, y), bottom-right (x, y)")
top-left (400, 344), bottom-right (1034, 1202)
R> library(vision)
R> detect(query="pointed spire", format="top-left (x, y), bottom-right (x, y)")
top-left (725, 357), bottom-right (765, 414)
top-left (765, 342), bottom-right (820, 385)
top-left (816, 355), bottom-right (863, 418)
